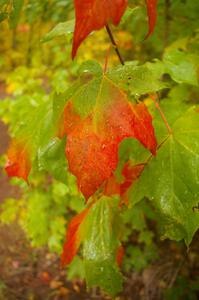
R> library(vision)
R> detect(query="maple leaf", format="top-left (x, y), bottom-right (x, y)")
top-left (130, 107), bottom-right (199, 245)
top-left (64, 76), bottom-right (157, 200)
top-left (72, 0), bottom-right (128, 58)
top-left (61, 205), bottom-right (91, 266)
top-left (145, 0), bottom-right (158, 38)
top-left (5, 139), bottom-right (31, 181)
top-left (5, 98), bottom-right (56, 182)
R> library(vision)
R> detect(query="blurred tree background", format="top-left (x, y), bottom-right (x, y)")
top-left (0, 0), bottom-right (199, 299)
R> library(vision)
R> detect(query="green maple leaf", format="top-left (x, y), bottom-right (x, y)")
top-left (129, 107), bottom-right (199, 244)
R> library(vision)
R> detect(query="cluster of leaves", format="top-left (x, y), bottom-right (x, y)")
top-left (0, 0), bottom-right (199, 297)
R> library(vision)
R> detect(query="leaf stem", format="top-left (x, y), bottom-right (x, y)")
top-left (137, 135), bottom-right (170, 178)
top-left (151, 94), bottom-right (172, 134)
top-left (105, 25), bottom-right (125, 66)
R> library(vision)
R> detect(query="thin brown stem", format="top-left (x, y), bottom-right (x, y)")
top-left (105, 24), bottom-right (125, 66)
top-left (127, 135), bottom-right (170, 189)
top-left (151, 94), bottom-right (172, 135)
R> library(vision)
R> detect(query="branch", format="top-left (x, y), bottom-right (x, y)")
top-left (150, 94), bottom-right (172, 135)
top-left (105, 25), bottom-right (125, 66)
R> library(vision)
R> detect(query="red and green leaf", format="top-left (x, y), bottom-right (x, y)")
top-left (5, 98), bottom-right (56, 182)
top-left (61, 205), bottom-right (92, 266)
top-left (64, 77), bottom-right (157, 200)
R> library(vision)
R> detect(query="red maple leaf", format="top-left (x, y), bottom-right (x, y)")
top-left (5, 139), bottom-right (31, 181)
top-left (72, 0), bottom-right (128, 58)
top-left (64, 78), bottom-right (157, 200)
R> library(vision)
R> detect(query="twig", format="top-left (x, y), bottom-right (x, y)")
top-left (105, 24), bottom-right (125, 66)
top-left (150, 94), bottom-right (172, 135)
